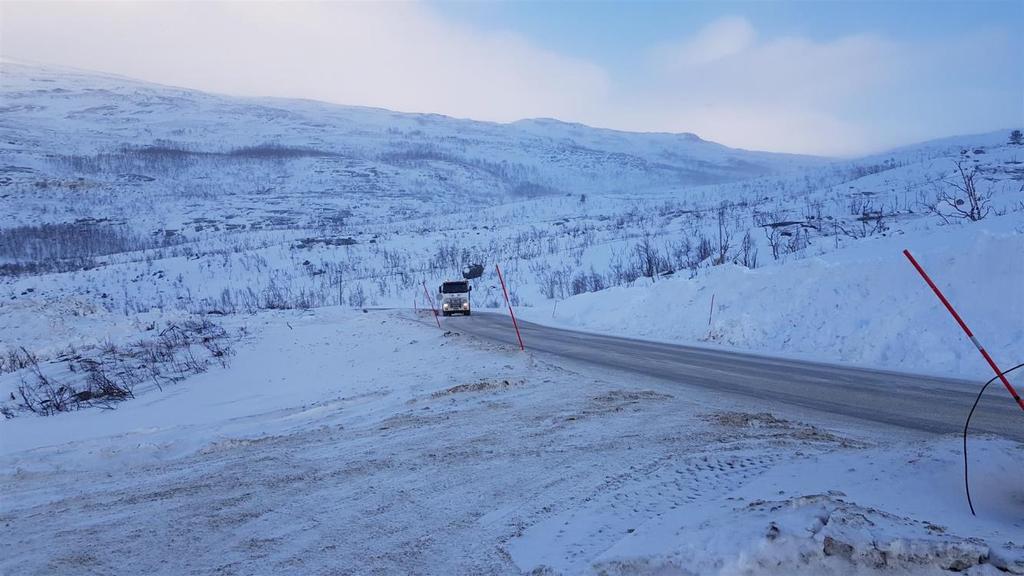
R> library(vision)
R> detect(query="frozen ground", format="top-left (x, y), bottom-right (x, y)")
top-left (2, 309), bottom-right (1021, 575)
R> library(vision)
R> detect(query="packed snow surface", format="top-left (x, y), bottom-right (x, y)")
top-left (2, 310), bottom-right (1022, 575)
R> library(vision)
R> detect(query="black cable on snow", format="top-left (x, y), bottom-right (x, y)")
top-left (963, 362), bottom-right (1024, 516)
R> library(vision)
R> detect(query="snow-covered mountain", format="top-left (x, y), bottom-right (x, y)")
top-left (0, 61), bottom-right (819, 214)
top-left (1, 61), bottom-right (1021, 380)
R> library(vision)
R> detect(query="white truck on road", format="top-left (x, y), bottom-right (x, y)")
top-left (439, 280), bottom-right (472, 316)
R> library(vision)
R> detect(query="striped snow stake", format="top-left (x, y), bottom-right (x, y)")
top-left (421, 280), bottom-right (442, 330)
top-left (495, 263), bottom-right (525, 351)
top-left (903, 249), bottom-right (1024, 413)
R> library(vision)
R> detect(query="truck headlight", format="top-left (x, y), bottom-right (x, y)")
top-left (462, 302), bottom-right (469, 309)
top-left (442, 303), bottom-right (450, 309)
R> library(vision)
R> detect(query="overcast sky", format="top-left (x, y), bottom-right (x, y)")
top-left (2, 1), bottom-right (1021, 156)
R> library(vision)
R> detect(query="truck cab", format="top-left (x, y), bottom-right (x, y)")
top-left (439, 280), bottom-right (471, 316)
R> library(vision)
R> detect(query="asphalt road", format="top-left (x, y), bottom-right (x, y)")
top-left (448, 312), bottom-right (1023, 441)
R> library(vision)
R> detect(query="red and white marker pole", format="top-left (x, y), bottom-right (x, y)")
top-left (495, 264), bottom-right (525, 351)
top-left (903, 249), bottom-right (1024, 413)
top-left (421, 280), bottom-right (442, 330)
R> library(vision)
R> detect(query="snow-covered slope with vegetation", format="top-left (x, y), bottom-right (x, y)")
top-left (2, 62), bottom-right (1023, 576)
top-left (521, 215), bottom-right (1023, 379)
top-left (1, 61), bottom-right (1022, 386)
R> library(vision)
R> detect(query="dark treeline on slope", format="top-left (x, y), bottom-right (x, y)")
top-left (0, 221), bottom-right (183, 276)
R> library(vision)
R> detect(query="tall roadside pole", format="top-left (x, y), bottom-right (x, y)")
top-left (421, 280), bottom-right (442, 330)
top-left (495, 264), bottom-right (525, 351)
top-left (903, 249), bottom-right (1024, 413)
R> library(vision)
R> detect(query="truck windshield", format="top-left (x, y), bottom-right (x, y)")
top-left (441, 282), bottom-right (469, 294)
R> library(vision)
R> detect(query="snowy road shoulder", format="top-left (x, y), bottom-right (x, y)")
top-left (1, 309), bottom-right (1021, 575)
top-left (574, 436), bottom-right (1024, 576)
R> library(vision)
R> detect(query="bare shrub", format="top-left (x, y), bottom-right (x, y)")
top-left (632, 233), bottom-right (666, 280)
top-left (347, 284), bottom-right (367, 308)
top-left (754, 210), bottom-right (796, 261)
top-left (738, 230), bottom-right (758, 269)
top-left (836, 212), bottom-right (887, 239)
top-left (0, 347), bottom-right (38, 375)
top-left (714, 202), bottom-right (734, 265)
top-left (695, 234), bottom-right (714, 265)
top-left (7, 319), bottom-right (236, 417)
top-left (17, 353), bottom-right (76, 416)
top-left (569, 268), bottom-right (606, 296)
top-left (923, 159), bottom-right (993, 223)
top-left (784, 227), bottom-right (810, 254)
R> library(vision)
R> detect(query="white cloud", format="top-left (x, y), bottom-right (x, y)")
top-left (633, 17), bottom-right (901, 155)
top-left (0, 1), bottom-right (610, 123)
top-left (628, 16), bottom-right (1019, 156)
top-left (0, 6), bottom-right (1018, 156)
top-left (655, 16), bottom-right (756, 68)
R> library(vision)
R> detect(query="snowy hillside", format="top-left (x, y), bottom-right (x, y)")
top-left (1, 61), bottom-right (1022, 380)
top-left (0, 60), bottom-right (816, 218)
top-left (521, 215), bottom-right (1024, 379)
top-left (2, 62), bottom-right (1023, 575)
top-left (2, 62), bottom-right (1022, 380)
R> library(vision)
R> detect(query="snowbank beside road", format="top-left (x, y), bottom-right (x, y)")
top-left (0, 308), bottom-right (528, 460)
top-left (521, 216), bottom-right (1024, 380)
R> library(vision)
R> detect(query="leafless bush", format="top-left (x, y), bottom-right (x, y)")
top-left (738, 230), bottom-right (758, 269)
top-left (78, 357), bottom-right (135, 406)
top-left (347, 284), bottom-right (367, 308)
top-left (378, 144), bottom-right (537, 187)
top-left (531, 261), bottom-right (572, 299)
top-left (6, 319), bottom-right (236, 417)
top-left (762, 224), bottom-right (784, 261)
top-left (714, 203), bottom-right (735, 265)
top-left (509, 181), bottom-right (557, 197)
top-left (922, 159), bottom-right (993, 223)
top-left (754, 210), bottom-right (796, 261)
top-left (632, 233), bottom-right (666, 280)
top-left (0, 347), bottom-right (38, 374)
top-left (784, 227), bottom-right (811, 254)
top-left (836, 213), bottom-right (887, 239)
top-left (17, 353), bottom-right (76, 416)
top-left (570, 268), bottom-right (605, 296)
top-left (695, 234), bottom-right (714, 265)
top-left (54, 142), bottom-right (334, 177)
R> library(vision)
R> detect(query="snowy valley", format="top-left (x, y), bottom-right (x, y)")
top-left (1, 62), bottom-right (1023, 575)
